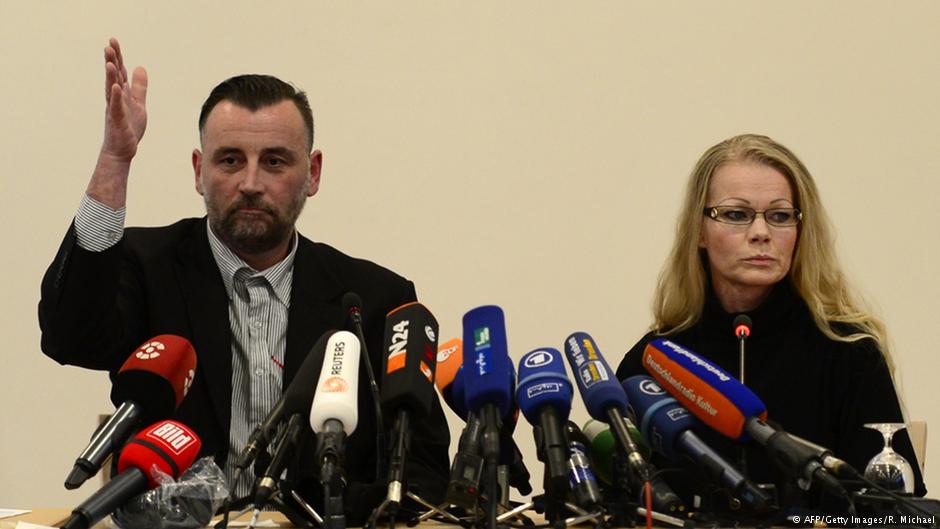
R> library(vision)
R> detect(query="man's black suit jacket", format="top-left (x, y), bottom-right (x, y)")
top-left (39, 217), bottom-right (450, 514)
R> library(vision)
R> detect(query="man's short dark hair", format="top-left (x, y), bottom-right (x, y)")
top-left (199, 74), bottom-right (315, 150)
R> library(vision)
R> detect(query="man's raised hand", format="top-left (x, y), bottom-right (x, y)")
top-left (101, 37), bottom-right (147, 163)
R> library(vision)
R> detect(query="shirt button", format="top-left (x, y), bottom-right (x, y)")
top-left (253, 320), bottom-right (261, 328)
top-left (255, 368), bottom-right (264, 377)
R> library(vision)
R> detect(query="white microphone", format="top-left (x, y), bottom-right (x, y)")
top-left (310, 330), bottom-right (361, 528)
top-left (310, 330), bottom-right (361, 436)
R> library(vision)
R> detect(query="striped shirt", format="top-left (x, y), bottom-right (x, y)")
top-left (74, 194), bottom-right (297, 498)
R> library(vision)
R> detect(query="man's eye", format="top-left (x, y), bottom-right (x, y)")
top-left (221, 157), bottom-right (238, 165)
top-left (267, 158), bottom-right (283, 167)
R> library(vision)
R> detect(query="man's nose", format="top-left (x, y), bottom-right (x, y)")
top-left (239, 161), bottom-right (263, 194)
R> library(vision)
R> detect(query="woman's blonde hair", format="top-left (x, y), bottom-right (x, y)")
top-left (652, 133), bottom-right (892, 371)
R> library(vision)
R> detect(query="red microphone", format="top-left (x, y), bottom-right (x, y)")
top-left (61, 420), bottom-right (202, 529)
top-left (65, 335), bottom-right (197, 489)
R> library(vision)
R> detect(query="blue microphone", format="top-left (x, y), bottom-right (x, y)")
top-left (462, 305), bottom-right (514, 525)
top-left (516, 347), bottom-right (573, 494)
top-left (462, 306), bottom-right (514, 419)
top-left (622, 375), bottom-right (770, 509)
top-left (563, 332), bottom-right (651, 483)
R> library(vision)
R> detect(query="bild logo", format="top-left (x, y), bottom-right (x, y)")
top-left (639, 379), bottom-right (665, 396)
top-left (136, 341), bottom-right (165, 360)
top-left (524, 350), bottom-right (554, 369)
top-left (425, 325), bottom-right (437, 342)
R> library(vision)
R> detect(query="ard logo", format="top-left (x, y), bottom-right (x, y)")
top-left (136, 341), bottom-right (165, 360)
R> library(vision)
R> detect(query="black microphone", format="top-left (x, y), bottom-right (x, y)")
top-left (565, 422), bottom-right (602, 509)
top-left (65, 335), bottom-right (197, 490)
top-left (60, 420), bottom-right (201, 529)
top-left (380, 302), bottom-right (439, 511)
top-left (732, 314), bottom-right (751, 384)
top-left (234, 330), bottom-right (337, 476)
top-left (341, 291), bottom-right (384, 479)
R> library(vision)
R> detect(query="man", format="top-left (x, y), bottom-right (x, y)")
top-left (39, 38), bottom-right (449, 519)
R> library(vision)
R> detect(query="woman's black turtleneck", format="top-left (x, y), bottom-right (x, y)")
top-left (615, 279), bottom-right (927, 510)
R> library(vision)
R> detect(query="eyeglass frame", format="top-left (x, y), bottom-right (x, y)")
top-left (702, 205), bottom-right (803, 227)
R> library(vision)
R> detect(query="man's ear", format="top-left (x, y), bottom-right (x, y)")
top-left (308, 150), bottom-right (322, 197)
top-left (192, 149), bottom-right (204, 195)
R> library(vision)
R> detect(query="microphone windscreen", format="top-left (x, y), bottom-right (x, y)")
top-left (733, 314), bottom-right (752, 337)
top-left (111, 335), bottom-right (197, 418)
top-left (516, 347), bottom-right (573, 425)
top-left (381, 302), bottom-right (439, 417)
top-left (461, 305), bottom-right (513, 417)
top-left (282, 330), bottom-right (338, 416)
top-left (342, 292), bottom-right (363, 317)
top-left (117, 420), bottom-right (202, 488)
top-left (435, 338), bottom-right (463, 394)
top-left (622, 375), bottom-right (698, 460)
top-left (642, 338), bottom-right (766, 440)
top-left (563, 332), bottom-right (628, 420)
top-left (310, 331), bottom-right (361, 434)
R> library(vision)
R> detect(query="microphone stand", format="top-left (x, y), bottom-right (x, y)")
top-left (480, 405), bottom-right (501, 529)
top-left (317, 420), bottom-right (348, 529)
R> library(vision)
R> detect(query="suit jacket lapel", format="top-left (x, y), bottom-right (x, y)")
top-left (174, 219), bottom-right (233, 436)
top-left (284, 235), bottom-right (345, 386)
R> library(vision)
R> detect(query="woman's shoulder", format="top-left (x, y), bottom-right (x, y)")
top-left (615, 330), bottom-right (659, 381)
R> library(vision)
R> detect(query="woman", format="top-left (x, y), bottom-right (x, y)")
top-left (616, 134), bottom-right (926, 512)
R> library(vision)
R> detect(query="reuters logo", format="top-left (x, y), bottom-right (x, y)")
top-left (322, 376), bottom-right (348, 393)
top-left (136, 341), bottom-right (165, 360)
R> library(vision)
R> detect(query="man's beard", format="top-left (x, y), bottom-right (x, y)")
top-left (206, 192), bottom-right (307, 258)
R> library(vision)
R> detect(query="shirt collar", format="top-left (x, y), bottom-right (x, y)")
top-left (206, 221), bottom-right (297, 307)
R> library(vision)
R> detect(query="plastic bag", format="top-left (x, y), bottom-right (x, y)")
top-left (111, 457), bottom-right (229, 529)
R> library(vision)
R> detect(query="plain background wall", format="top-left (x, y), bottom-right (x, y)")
top-left (1, 1), bottom-right (937, 506)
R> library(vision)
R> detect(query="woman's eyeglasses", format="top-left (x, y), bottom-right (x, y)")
top-left (703, 206), bottom-right (802, 227)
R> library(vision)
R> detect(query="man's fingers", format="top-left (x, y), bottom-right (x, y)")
top-left (105, 62), bottom-right (119, 102)
top-left (110, 38), bottom-right (128, 85)
top-left (131, 67), bottom-right (148, 106)
top-left (108, 83), bottom-right (125, 124)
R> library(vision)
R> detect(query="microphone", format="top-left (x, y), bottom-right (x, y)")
top-left (462, 306), bottom-right (513, 459)
top-left (380, 302), bottom-right (439, 508)
top-left (462, 305), bottom-right (514, 527)
top-left (563, 332), bottom-right (651, 484)
top-left (733, 314), bottom-right (751, 384)
top-left (516, 347), bottom-right (572, 494)
top-left (580, 420), bottom-right (685, 515)
top-left (61, 420), bottom-right (201, 529)
top-left (622, 375), bottom-right (770, 509)
top-left (582, 419), bottom-right (652, 485)
top-left (564, 422), bottom-right (602, 509)
top-left (234, 330), bottom-right (337, 475)
top-left (65, 335), bottom-right (197, 490)
top-left (342, 291), bottom-right (384, 478)
top-left (435, 338), bottom-right (463, 412)
top-left (255, 331), bottom-right (362, 508)
top-left (642, 339), bottom-right (847, 496)
top-left (310, 330), bottom-right (361, 529)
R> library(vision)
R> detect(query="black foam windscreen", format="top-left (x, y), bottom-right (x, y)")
top-left (282, 330), bottom-right (338, 416)
top-left (380, 302), bottom-right (439, 417)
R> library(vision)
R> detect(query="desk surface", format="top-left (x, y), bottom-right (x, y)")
top-left (1, 509), bottom-right (298, 528)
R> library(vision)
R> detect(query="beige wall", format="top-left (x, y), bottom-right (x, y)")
top-left (2, 1), bottom-right (937, 506)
